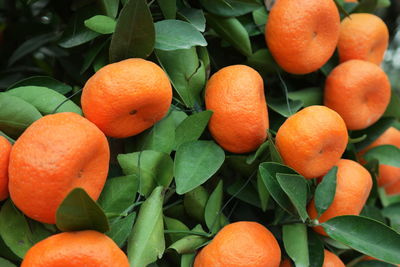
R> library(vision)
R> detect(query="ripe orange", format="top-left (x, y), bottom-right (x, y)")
top-left (9, 112), bottom-right (109, 224)
top-left (385, 179), bottom-right (400, 196)
top-left (81, 58), bottom-right (172, 138)
top-left (359, 127), bottom-right (400, 187)
top-left (275, 105), bottom-right (348, 179)
top-left (323, 250), bottom-right (345, 267)
top-left (193, 221), bottom-right (281, 267)
top-left (265, 0), bottom-right (340, 74)
top-left (21, 230), bottom-right (129, 267)
top-left (338, 13), bottom-right (389, 65)
top-left (205, 65), bottom-right (268, 153)
top-left (308, 159), bottom-right (372, 235)
top-left (0, 136), bottom-right (11, 201)
top-left (324, 60), bottom-right (391, 130)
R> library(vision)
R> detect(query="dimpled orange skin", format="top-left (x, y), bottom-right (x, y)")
top-left (324, 60), bottom-right (391, 130)
top-left (205, 65), bottom-right (268, 154)
top-left (0, 136), bottom-right (11, 201)
top-left (275, 106), bottom-right (348, 179)
top-left (266, 0), bottom-right (340, 74)
top-left (308, 159), bottom-right (372, 235)
top-left (338, 13), bottom-right (389, 65)
top-left (194, 221), bottom-right (281, 267)
top-left (359, 127), bottom-right (400, 187)
top-left (323, 250), bottom-right (345, 267)
top-left (81, 58), bottom-right (172, 138)
top-left (9, 113), bottom-right (110, 224)
top-left (21, 230), bottom-right (129, 267)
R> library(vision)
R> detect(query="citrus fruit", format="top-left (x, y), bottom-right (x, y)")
top-left (81, 58), bottom-right (172, 138)
top-left (205, 65), bottom-right (268, 153)
top-left (21, 230), bottom-right (129, 267)
top-left (385, 179), bottom-right (400, 196)
top-left (275, 105), bottom-right (348, 179)
top-left (193, 221), bottom-right (281, 267)
top-left (338, 13), bottom-right (389, 65)
top-left (0, 136), bottom-right (11, 201)
top-left (308, 159), bottom-right (372, 235)
top-left (9, 112), bottom-right (110, 224)
top-left (324, 60), bottom-right (391, 130)
top-left (265, 0), bottom-right (340, 74)
top-left (323, 250), bottom-right (345, 267)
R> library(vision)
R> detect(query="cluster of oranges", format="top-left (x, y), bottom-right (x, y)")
top-left (0, 0), bottom-right (397, 266)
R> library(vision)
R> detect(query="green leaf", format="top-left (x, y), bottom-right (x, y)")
top-left (80, 39), bottom-right (109, 74)
top-left (168, 225), bottom-right (209, 254)
top-left (8, 33), bottom-right (57, 66)
top-left (268, 132), bottom-right (284, 163)
top-left (127, 186), bottom-right (165, 267)
top-left (0, 200), bottom-right (50, 258)
top-left (252, 7), bottom-right (268, 33)
top-left (178, 8), bottom-right (206, 32)
top-left (361, 205), bottom-right (386, 224)
top-left (84, 15), bottom-right (116, 34)
top-left (354, 117), bottom-right (396, 151)
top-left (118, 150), bottom-right (174, 197)
top-left (314, 166), bottom-right (338, 217)
top-left (354, 260), bottom-right (397, 267)
top-left (0, 257), bottom-right (16, 267)
top-left (205, 14), bottom-right (252, 57)
top-left (199, 0), bottom-right (261, 17)
top-left (8, 76), bottom-right (72, 95)
top-left (156, 48), bottom-right (204, 108)
top-left (174, 141), bottom-right (225, 195)
top-left (247, 140), bottom-right (270, 164)
top-left (355, 0), bottom-right (378, 13)
top-left (283, 224), bottom-right (310, 267)
top-left (175, 110), bottom-right (212, 149)
top-left (226, 178), bottom-right (261, 208)
top-left (98, 0), bottom-right (119, 18)
top-left (109, 0), bottom-right (155, 61)
top-left (106, 212), bottom-right (136, 247)
top-left (246, 49), bottom-right (278, 77)
top-left (184, 186), bottom-right (209, 222)
top-left (322, 215), bottom-right (400, 265)
top-left (181, 253), bottom-right (196, 267)
top-left (205, 180), bottom-right (224, 234)
top-left (164, 216), bottom-right (190, 243)
top-left (98, 175), bottom-right (139, 216)
top-left (382, 203), bottom-right (400, 232)
top-left (56, 188), bottom-right (110, 233)
top-left (377, 0), bottom-right (391, 8)
top-left (276, 173), bottom-right (309, 222)
top-left (288, 87), bottom-right (323, 108)
top-left (257, 174), bottom-right (270, 211)
top-left (6, 86), bottom-right (82, 115)
top-left (364, 145), bottom-right (400, 167)
top-left (308, 229), bottom-right (324, 267)
top-left (0, 93), bottom-right (42, 138)
top-left (384, 93), bottom-right (400, 119)
top-left (258, 162), bottom-right (297, 214)
top-left (268, 97), bottom-right (303, 118)
top-left (157, 0), bottom-right (176, 19)
top-left (155, 20), bottom-right (207, 51)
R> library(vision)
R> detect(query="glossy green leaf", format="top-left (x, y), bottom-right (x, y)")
top-left (288, 87), bottom-right (323, 108)
top-left (354, 260), bottom-right (397, 267)
top-left (56, 188), bottom-right (109, 232)
top-left (252, 7), bottom-right (268, 33)
top-left (377, 0), bottom-right (391, 8)
top-left (268, 97), bottom-right (303, 118)
top-left (6, 86), bottom-right (82, 115)
top-left (361, 205), bottom-right (386, 224)
top-left (246, 49), bottom-right (278, 77)
top-left (157, 0), bottom-right (176, 19)
top-left (174, 110), bottom-right (212, 149)
top-left (268, 132), bottom-right (284, 163)
top-left (127, 186), bottom-right (165, 266)
top-left (107, 212), bottom-right (136, 247)
top-left (0, 93), bottom-right (42, 138)
top-left (118, 150), bottom-right (174, 197)
top-left (257, 174), bottom-right (270, 211)
top-left (206, 14), bottom-right (252, 57)
top-left (354, 117), bottom-right (396, 151)
top-left (314, 166), bottom-right (338, 217)
top-left (98, 0), bottom-right (119, 18)
top-left (247, 140), bottom-right (270, 164)
top-left (364, 145), bottom-right (400, 167)
top-left (168, 225), bottom-right (209, 254)
top-left (276, 173), bottom-right (309, 222)
top-left (226, 178), bottom-right (261, 208)
top-left (8, 76), bottom-right (72, 95)
top-left (0, 257), bottom-right (16, 267)
top-left (383, 93), bottom-right (400, 119)
top-left (84, 15), bottom-right (116, 34)
top-left (178, 8), bottom-right (206, 32)
top-left (355, 0), bottom-right (378, 13)
top-left (155, 20), bottom-right (207, 50)
top-left (199, 0), bottom-right (261, 17)
top-left (80, 39), bottom-right (109, 74)
top-left (109, 0), bottom-right (155, 61)
top-left (382, 203), bottom-right (400, 232)
top-left (181, 254), bottom-right (196, 267)
top-left (283, 224), bottom-right (310, 267)
top-left (322, 215), bottom-right (400, 265)
top-left (174, 141), bottom-right (225, 194)
top-left (205, 181), bottom-right (224, 234)
top-left (184, 186), bottom-right (209, 222)
top-left (164, 216), bottom-right (190, 244)
top-left (308, 229), bottom-right (324, 267)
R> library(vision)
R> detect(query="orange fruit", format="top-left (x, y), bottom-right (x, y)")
top-left (323, 250), bottom-right (345, 267)
top-left (308, 159), bottom-right (372, 235)
top-left (21, 230), bottom-right (129, 267)
top-left (0, 136), bottom-right (11, 201)
top-left (338, 13), bottom-right (389, 65)
top-left (324, 60), bottom-right (391, 130)
top-left (385, 179), bottom-right (400, 196)
top-left (193, 221), bottom-right (281, 267)
top-left (9, 112), bottom-right (109, 224)
top-left (265, 0), bottom-right (340, 74)
top-left (276, 105), bottom-right (348, 179)
top-left (205, 65), bottom-right (268, 153)
top-left (81, 58), bottom-right (172, 138)
top-left (359, 127), bottom-right (400, 187)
